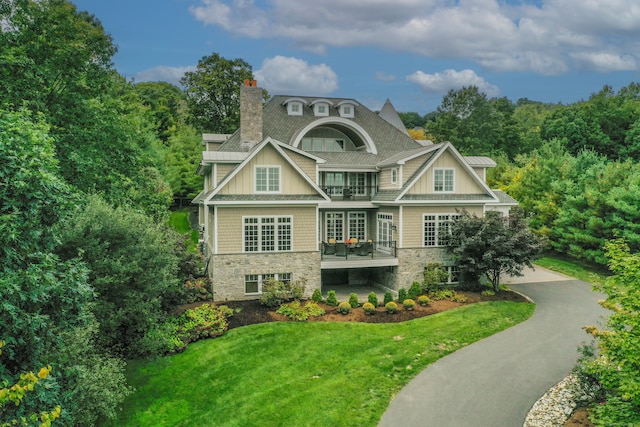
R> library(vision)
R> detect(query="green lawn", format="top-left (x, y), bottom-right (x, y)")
top-left (104, 301), bottom-right (534, 427)
top-left (534, 255), bottom-right (609, 284)
top-left (168, 208), bottom-right (198, 253)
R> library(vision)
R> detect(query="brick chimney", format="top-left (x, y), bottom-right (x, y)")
top-left (240, 79), bottom-right (263, 146)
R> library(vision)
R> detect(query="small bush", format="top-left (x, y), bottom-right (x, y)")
top-left (367, 292), bottom-right (379, 307)
top-left (277, 300), bottom-right (325, 321)
top-left (429, 289), bottom-right (456, 301)
top-left (326, 290), bottom-right (338, 306)
top-left (402, 299), bottom-right (416, 310)
top-left (417, 295), bottom-right (431, 306)
top-left (362, 302), bottom-right (376, 314)
top-left (183, 277), bottom-right (212, 303)
top-left (259, 278), bottom-right (306, 307)
top-left (450, 292), bottom-right (467, 303)
top-left (481, 289), bottom-right (495, 296)
top-left (385, 301), bottom-right (398, 313)
top-left (398, 288), bottom-right (407, 303)
top-left (383, 291), bottom-right (393, 305)
top-left (408, 282), bottom-right (422, 300)
top-left (311, 288), bottom-right (323, 302)
top-left (337, 301), bottom-right (351, 314)
top-left (348, 293), bottom-right (360, 308)
top-left (423, 263), bottom-right (448, 293)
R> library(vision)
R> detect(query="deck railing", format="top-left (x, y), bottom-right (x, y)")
top-left (320, 240), bottom-right (397, 260)
top-left (321, 185), bottom-right (378, 201)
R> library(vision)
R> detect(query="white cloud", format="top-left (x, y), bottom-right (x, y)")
top-left (133, 66), bottom-right (196, 86)
top-left (189, 0), bottom-right (640, 74)
top-left (254, 56), bottom-right (338, 95)
top-left (406, 69), bottom-right (500, 97)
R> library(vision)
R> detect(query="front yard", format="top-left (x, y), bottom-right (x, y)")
top-left (103, 300), bottom-right (533, 426)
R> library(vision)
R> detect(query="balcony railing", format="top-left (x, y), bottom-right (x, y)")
top-left (320, 240), bottom-right (397, 260)
top-left (321, 185), bottom-right (378, 201)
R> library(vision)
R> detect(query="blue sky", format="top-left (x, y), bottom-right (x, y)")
top-left (72, 0), bottom-right (640, 114)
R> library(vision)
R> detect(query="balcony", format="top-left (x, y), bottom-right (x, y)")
top-left (321, 185), bottom-right (378, 201)
top-left (320, 240), bottom-right (398, 269)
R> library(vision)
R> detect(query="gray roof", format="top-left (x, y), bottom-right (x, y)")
top-left (217, 94), bottom-right (423, 168)
top-left (378, 99), bottom-right (410, 136)
top-left (490, 190), bottom-right (519, 205)
top-left (464, 156), bottom-right (498, 167)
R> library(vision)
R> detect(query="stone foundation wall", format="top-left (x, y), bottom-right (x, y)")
top-left (392, 247), bottom-right (450, 290)
top-left (209, 251), bottom-right (320, 301)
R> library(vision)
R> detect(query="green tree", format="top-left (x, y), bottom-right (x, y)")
top-left (55, 195), bottom-right (183, 358)
top-left (0, 109), bottom-right (130, 426)
top-left (447, 208), bottom-right (545, 291)
top-left (585, 240), bottom-right (640, 426)
top-left (0, 0), bottom-right (116, 115)
top-left (134, 81), bottom-right (186, 142)
top-left (398, 111), bottom-right (425, 129)
top-left (159, 125), bottom-right (204, 199)
top-left (181, 52), bottom-right (264, 133)
top-left (427, 86), bottom-right (503, 156)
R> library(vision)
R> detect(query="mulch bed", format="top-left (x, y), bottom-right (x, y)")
top-left (190, 290), bottom-right (530, 329)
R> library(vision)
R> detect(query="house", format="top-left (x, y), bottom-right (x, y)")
top-left (193, 80), bottom-right (517, 301)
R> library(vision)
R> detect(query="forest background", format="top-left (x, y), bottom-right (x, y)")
top-left (2, 1), bottom-right (639, 425)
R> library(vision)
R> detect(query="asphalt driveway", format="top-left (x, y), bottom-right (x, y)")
top-left (379, 268), bottom-right (609, 427)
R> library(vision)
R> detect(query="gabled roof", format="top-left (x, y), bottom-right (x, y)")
top-left (376, 144), bottom-right (443, 168)
top-left (203, 137), bottom-right (330, 204)
top-left (392, 142), bottom-right (499, 204)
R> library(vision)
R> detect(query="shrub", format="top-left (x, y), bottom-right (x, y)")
top-left (348, 293), bottom-right (360, 308)
top-left (259, 278), bottom-right (306, 307)
top-left (402, 299), bottom-right (416, 310)
top-left (311, 288), bottom-right (323, 302)
top-left (423, 262), bottom-right (448, 293)
top-left (145, 304), bottom-right (234, 356)
top-left (398, 288), bottom-right (407, 303)
top-left (326, 290), bottom-right (338, 306)
top-left (362, 302), bottom-right (376, 314)
top-left (183, 277), bottom-right (212, 303)
top-left (385, 301), bottom-right (398, 313)
top-left (383, 291), bottom-right (393, 305)
top-left (408, 281), bottom-right (422, 300)
top-left (417, 295), bottom-right (431, 306)
top-left (450, 292), bottom-right (468, 303)
top-left (337, 301), bottom-right (351, 314)
top-left (277, 300), bottom-right (325, 321)
top-left (481, 289), bottom-right (495, 296)
top-left (367, 292), bottom-right (379, 307)
top-left (429, 289), bottom-right (456, 301)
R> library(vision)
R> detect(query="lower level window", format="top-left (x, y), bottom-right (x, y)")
top-left (244, 272), bottom-right (292, 295)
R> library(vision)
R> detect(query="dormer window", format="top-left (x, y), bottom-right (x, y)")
top-left (337, 100), bottom-right (358, 118)
top-left (310, 99), bottom-right (332, 117)
top-left (283, 98), bottom-right (307, 116)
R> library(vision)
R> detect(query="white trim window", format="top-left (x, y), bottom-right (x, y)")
top-left (434, 168), bottom-right (454, 192)
top-left (391, 168), bottom-right (398, 185)
top-left (288, 102), bottom-right (303, 115)
top-left (243, 216), bottom-right (292, 252)
top-left (325, 212), bottom-right (344, 241)
top-left (255, 166), bottom-right (281, 193)
top-left (377, 213), bottom-right (393, 252)
top-left (348, 211), bottom-right (366, 241)
top-left (244, 272), bottom-right (292, 295)
top-left (423, 214), bottom-right (460, 246)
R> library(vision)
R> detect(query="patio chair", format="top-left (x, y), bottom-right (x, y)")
top-left (357, 241), bottom-right (373, 256)
top-left (323, 241), bottom-right (336, 255)
top-left (335, 242), bottom-right (347, 257)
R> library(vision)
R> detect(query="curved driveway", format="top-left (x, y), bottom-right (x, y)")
top-left (379, 268), bottom-right (609, 427)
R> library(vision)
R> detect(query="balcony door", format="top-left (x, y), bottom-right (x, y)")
top-left (325, 212), bottom-right (344, 241)
top-left (377, 213), bottom-right (393, 253)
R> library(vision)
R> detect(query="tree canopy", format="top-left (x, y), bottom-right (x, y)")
top-left (181, 52), bottom-right (261, 133)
